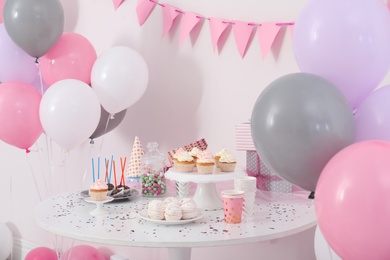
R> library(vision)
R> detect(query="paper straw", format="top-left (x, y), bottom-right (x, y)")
top-left (92, 158), bottom-right (95, 182)
top-left (105, 158), bottom-right (109, 183)
top-left (113, 160), bottom-right (117, 187)
top-left (97, 157), bottom-right (100, 180)
top-left (120, 157), bottom-right (127, 186)
top-left (109, 155), bottom-right (114, 184)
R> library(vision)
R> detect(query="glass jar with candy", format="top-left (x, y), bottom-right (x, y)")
top-left (140, 142), bottom-right (167, 196)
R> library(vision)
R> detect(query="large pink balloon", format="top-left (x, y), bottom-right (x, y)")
top-left (355, 86), bottom-right (390, 142)
top-left (0, 81), bottom-right (43, 151)
top-left (61, 245), bottom-right (105, 260)
top-left (0, 24), bottom-right (38, 84)
top-left (316, 140), bottom-right (390, 260)
top-left (293, 0), bottom-right (390, 109)
top-left (40, 32), bottom-right (97, 86)
top-left (25, 247), bottom-right (57, 260)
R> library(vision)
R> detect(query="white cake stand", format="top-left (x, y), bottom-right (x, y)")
top-left (84, 197), bottom-right (114, 216)
top-left (165, 168), bottom-right (246, 210)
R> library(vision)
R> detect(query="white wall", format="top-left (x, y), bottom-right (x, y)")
top-left (0, 0), bottom-right (359, 258)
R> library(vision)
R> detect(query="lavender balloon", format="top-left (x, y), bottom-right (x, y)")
top-left (0, 24), bottom-right (38, 84)
top-left (355, 86), bottom-right (390, 142)
top-left (293, 0), bottom-right (390, 109)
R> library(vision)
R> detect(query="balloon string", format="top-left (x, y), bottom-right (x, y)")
top-left (26, 152), bottom-right (42, 201)
top-left (34, 141), bottom-right (49, 198)
top-left (98, 114), bottom-right (113, 155)
top-left (35, 58), bottom-right (45, 95)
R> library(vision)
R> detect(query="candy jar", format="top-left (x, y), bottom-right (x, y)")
top-left (140, 142), bottom-right (167, 196)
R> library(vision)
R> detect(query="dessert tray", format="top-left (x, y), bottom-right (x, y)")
top-left (138, 210), bottom-right (205, 225)
top-left (80, 189), bottom-right (139, 201)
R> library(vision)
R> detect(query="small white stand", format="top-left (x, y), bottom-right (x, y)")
top-left (165, 168), bottom-right (246, 210)
top-left (84, 197), bottom-right (114, 216)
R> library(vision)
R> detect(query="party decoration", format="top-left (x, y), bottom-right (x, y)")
top-left (40, 32), bottom-right (97, 86)
top-left (91, 46), bottom-right (149, 114)
top-left (0, 81), bottom-right (43, 151)
top-left (0, 0), bottom-right (4, 24)
top-left (0, 24), bottom-right (38, 84)
top-left (40, 79), bottom-right (101, 151)
top-left (293, 0), bottom-right (390, 109)
top-left (61, 245), bottom-right (105, 260)
top-left (258, 23), bottom-right (281, 60)
top-left (126, 136), bottom-right (145, 178)
top-left (354, 86), bottom-right (390, 142)
top-left (112, 0), bottom-right (125, 10)
top-left (3, 0), bottom-right (64, 58)
top-left (136, 0), bottom-right (294, 57)
top-left (232, 21), bottom-right (254, 58)
top-left (0, 223), bottom-right (13, 260)
top-left (25, 247), bottom-right (57, 260)
top-left (314, 225), bottom-right (341, 260)
top-left (90, 106), bottom-right (127, 140)
top-left (316, 140), bottom-right (390, 260)
top-left (251, 73), bottom-right (354, 191)
top-left (162, 4), bottom-right (180, 37)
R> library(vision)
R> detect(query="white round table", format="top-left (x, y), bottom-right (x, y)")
top-left (34, 190), bottom-right (316, 260)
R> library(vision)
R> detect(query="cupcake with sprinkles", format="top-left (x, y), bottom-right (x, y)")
top-left (196, 151), bottom-right (215, 174)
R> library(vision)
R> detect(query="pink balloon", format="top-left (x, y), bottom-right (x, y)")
top-left (61, 245), bottom-right (105, 260)
top-left (39, 32), bottom-right (97, 86)
top-left (355, 85), bottom-right (390, 142)
top-left (25, 247), bottom-right (57, 260)
top-left (0, 81), bottom-right (43, 151)
top-left (293, 0), bottom-right (390, 109)
top-left (316, 140), bottom-right (390, 260)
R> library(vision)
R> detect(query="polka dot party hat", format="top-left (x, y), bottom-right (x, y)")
top-left (126, 136), bottom-right (144, 178)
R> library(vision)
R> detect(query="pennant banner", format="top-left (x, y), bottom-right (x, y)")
top-left (112, 0), bottom-right (125, 10)
top-left (136, 0), bottom-right (294, 59)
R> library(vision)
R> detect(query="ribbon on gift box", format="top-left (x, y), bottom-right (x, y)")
top-left (167, 138), bottom-right (208, 166)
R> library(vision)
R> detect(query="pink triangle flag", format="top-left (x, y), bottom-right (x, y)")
top-left (257, 22), bottom-right (281, 60)
top-left (209, 18), bottom-right (230, 52)
top-left (233, 21), bottom-right (255, 58)
top-left (161, 4), bottom-right (180, 37)
top-left (179, 12), bottom-right (201, 45)
top-left (112, 0), bottom-right (125, 10)
top-left (136, 0), bottom-right (157, 26)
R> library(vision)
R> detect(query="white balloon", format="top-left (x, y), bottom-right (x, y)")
top-left (315, 225), bottom-right (342, 260)
top-left (91, 46), bottom-right (149, 114)
top-left (40, 79), bottom-right (101, 150)
top-left (0, 223), bottom-right (13, 260)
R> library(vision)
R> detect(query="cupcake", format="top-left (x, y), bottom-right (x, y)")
top-left (196, 151), bottom-right (215, 174)
top-left (148, 200), bottom-right (166, 220)
top-left (189, 147), bottom-right (201, 164)
top-left (214, 148), bottom-right (228, 168)
top-left (172, 147), bottom-right (186, 169)
top-left (175, 151), bottom-right (195, 173)
top-left (89, 179), bottom-right (108, 201)
top-left (219, 152), bottom-right (237, 172)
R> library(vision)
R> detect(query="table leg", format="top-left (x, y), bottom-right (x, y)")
top-left (167, 247), bottom-right (191, 260)
top-left (193, 183), bottom-right (222, 210)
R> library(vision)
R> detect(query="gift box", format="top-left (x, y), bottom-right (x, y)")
top-left (236, 122), bottom-right (292, 193)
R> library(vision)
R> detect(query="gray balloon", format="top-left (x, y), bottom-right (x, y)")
top-left (3, 0), bottom-right (64, 58)
top-left (90, 107), bottom-right (127, 140)
top-left (251, 73), bottom-right (355, 192)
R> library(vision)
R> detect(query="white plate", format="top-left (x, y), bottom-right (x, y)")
top-left (139, 210), bottom-right (205, 225)
top-left (80, 189), bottom-right (139, 201)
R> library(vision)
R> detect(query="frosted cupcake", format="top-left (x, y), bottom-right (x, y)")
top-left (172, 147), bottom-right (186, 169)
top-left (219, 152), bottom-right (236, 172)
top-left (189, 147), bottom-right (201, 164)
top-left (196, 151), bottom-right (215, 174)
top-left (214, 148), bottom-right (228, 168)
top-left (89, 179), bottom-right (108, 201)
top-left (175, 151), bottom-right (195, 173)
